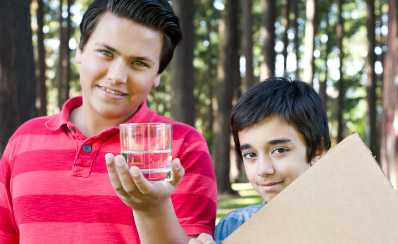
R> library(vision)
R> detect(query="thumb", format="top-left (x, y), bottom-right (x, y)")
top-left (170, 158), bottom-right (184, 187)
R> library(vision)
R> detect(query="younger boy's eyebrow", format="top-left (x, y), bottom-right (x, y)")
top-left (240, 144), bottom-right (252, 151)
top-left (267, 138), bottom-right (291, 145)
top-left (240, 138), bottom-right (291, 150)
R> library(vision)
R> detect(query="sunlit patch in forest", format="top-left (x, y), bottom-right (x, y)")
top-left (216, 183), bottom-right (262, 223)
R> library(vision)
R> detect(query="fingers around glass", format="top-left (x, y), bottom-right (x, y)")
top-left (114, 155), bottom-right (138, 195)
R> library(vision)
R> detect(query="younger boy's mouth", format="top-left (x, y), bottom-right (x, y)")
top-left (259, 181), bottom-right (283, 191)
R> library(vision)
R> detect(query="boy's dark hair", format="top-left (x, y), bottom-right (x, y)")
top-left (231, 77), bottom-right (331, 163)
top-left (79, 0), bottom-right (182, 74)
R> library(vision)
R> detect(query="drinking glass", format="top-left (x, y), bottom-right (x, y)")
top-left (120, 123), bottom-right (172, 181)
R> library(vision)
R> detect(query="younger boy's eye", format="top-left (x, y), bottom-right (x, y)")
top-left (272, 147), bottom-right (288, 155)
top-left (243, 152), bottom-right (257, 159)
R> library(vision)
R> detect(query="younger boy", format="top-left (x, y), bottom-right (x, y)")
top-left (190, 77), bottom-right (331, 244)
top-left (0, 1), bottom-right (216, 243)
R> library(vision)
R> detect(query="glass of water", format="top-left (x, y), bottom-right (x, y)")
top-left (120, 123), bottom-right (172, 181)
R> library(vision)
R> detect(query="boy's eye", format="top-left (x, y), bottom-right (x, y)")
top-left (272, 147), bottom-right (288, 155)
top-left (243, 152), bottom-right (257, 159)
top-left (132, 60), bottom-right (147, 67)
top-left (100, 50), bottom-right (113, 57)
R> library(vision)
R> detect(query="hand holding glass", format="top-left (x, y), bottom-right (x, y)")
top-left (120, 123), bottom-right (172, 181)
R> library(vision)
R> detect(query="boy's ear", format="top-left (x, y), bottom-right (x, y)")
top-left (75, 46), bottom-right (82, 64)
top-left (310, 138), bottom-right (327, 166)
top-left (153, 73), bottom-right (161, 88)
top-left (310, 147), bottom-right (326, 166)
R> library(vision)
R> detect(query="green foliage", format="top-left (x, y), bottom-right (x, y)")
top-left (191, 0), bottom-right (221, 148)
top-left (147, 69), bottom-right (171, 118)
top-left (217, 183), bottom-right (262, 223)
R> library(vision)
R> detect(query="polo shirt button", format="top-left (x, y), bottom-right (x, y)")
top-left (82, 144), bottom-right (92, 153)
top-left (68, 127), bottom-right (76, 133)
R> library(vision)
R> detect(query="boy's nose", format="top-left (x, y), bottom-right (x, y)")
top-left (107, 59), bottom-right (128, 84)
top-left (257, 158), bottom-right (275, 176)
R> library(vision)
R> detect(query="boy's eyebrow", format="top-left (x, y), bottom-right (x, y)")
top-left (94, 42), bottom-right (155, 65)
top-left (240, 144), bottom-right (251, 151)
top-left (267, 138), bottom-right (291, 145)
top-left (95, 42), bottom-right (120, 55)
top-left (240, 138), bottom-right (292, 151)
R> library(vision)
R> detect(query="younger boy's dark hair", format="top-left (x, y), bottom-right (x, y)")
top-left (79, 0), bottom-right (182, 74)
top-left (231, 77), bottom-right (331, 163)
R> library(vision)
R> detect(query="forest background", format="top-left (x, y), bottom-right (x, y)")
top-left (1, 0), bottom-right (398, 194)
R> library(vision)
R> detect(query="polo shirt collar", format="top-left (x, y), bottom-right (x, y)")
top-left (45, 96), bottom-right (82, 131)
top-left (45, 96), bottom-right (155, 132)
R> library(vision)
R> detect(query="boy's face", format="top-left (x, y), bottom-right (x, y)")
top-left (75, 12), bottom-right (162, 122)
top-left (239, 115), bottom-right (318, 203)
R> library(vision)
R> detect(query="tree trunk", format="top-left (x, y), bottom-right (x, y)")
top-left (365, 0), bottom-right (378, 160)
top-left (337, 0), bottom-right (344, 142)
top-left (56, 0), bottom-right (71, 109)
top-left (232, 10), bottom-right (241, 183)
top-left (281, 0), bottom-right (290, 74)
top-left (36, 0), bottom-right (47, 116)
top-left (170, 0), bottom-right (195, 126)
top-left (205, 7), bottom-right (214, 141)
top-left (376, 0), bottom-right (386, 93)
top-left (380, 0), bottom-right (398, 190)
top-left (57, 0), bottom-right (65, 109)
top-left (303, 0), bottom-right (316, 84)
top-left (243, 0), bottom-right (254, 91)
top-left (294, 0), bottom-right (300, 78)
top-left (232, 5), bottom-right (241, 105)
top-left (64, 0), bottom-right (72, 103)
top-left (319, 4), bottom-right (331, 111)
top-left (260, 0), bottom-right (275, 80)
top-left (212, 0), bottom-right (238, 194)
top-left (0, 0), bottom-right (36, 156)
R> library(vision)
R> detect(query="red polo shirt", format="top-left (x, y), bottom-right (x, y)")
top-left (0, 96), bottom-right (217, 243)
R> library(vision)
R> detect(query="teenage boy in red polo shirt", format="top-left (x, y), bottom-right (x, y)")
top-left (0, 1), bottom-right (216, 243)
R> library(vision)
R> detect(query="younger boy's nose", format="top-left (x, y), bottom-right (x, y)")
top-left (107, 59), bottom-right (128, 84)
top-left (257, 158), bottom-right (275, 176)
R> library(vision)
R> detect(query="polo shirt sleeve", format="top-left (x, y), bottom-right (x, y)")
top-left (0, 142), bottom-right (19, 244)
top-left (170, 126), bottom-right (217, 236)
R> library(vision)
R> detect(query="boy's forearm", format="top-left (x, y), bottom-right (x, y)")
top-left (133, 198), bottom-right (191, 244)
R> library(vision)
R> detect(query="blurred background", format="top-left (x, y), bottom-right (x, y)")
top-left (1, 0), bottom-right (397, 194)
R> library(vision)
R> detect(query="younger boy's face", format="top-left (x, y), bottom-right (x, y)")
top-left (239, 115), bottom-right (316, 203)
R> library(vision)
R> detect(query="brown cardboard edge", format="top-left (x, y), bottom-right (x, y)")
top-left (222, 133), bottom-right (398, 244)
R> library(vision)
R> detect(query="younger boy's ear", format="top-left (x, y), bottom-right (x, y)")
top-left (310, 147), bottom-right (326, 166)
top-left (310, 138), bottom-right (328, 166)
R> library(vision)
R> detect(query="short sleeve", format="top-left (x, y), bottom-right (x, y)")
top-left (0, 143), bottom-right (19, 243)
top-left (170, 126), bottom-right (217, 236)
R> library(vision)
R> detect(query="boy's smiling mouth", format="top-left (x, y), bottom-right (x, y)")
top-left (98, 85), bottom-right (128, 96)
top-left (259, 181), bottom-right (283, 192)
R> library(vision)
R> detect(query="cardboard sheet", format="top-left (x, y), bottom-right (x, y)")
top-left (223, 133), bottom-right (398, 244)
